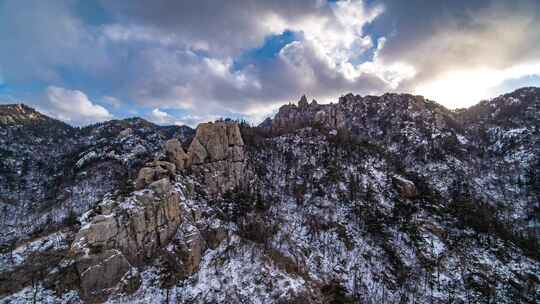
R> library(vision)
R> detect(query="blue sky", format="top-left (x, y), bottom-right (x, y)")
top-left (0, 0), bottom-right (539, 126)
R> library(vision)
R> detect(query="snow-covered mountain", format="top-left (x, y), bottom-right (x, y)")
top-left (0, 87), bottom-right (538, 303)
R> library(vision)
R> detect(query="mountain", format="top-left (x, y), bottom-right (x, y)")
top-left (0, 88), bottom-right (538, 303)
top-left (0, 107), bottom-right (194, 248)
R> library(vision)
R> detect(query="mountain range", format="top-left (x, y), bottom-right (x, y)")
top-left (0, 87), bottom-right (539, 303)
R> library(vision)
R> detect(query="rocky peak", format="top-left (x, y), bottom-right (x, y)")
top-left (134, 160), bottom-right (176, 190)
top-left (338, 92), bottom-right (357, 105)
top-left (263, 92), bottom-right (459, 136)
top-left (186, 121), bottom-right (247, 196)
top-left (187, 121), bottom-right (244, 165)
top-left (154, 121), bottom-right (247, 196)
top-left (0, 104), bottom-right (44, 124)
top-left (0, 103), bottom-right (65, 126)
top-left (457, 87), bottom-right (540, 128)
top-left (266, 95), bottom-right (326, 132)
top-left (298, 95), bottom-right (309, 108)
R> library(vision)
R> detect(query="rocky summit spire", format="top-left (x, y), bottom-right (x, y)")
top-left (298, 95), bottom-right (309, 108)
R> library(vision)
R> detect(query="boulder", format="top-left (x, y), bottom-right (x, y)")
top-left (134, 160), bottom-right (175, 190)
top-left (188, 121), bottom-right (244, 164)
top-left (77, 249), bottom-right (138, 303)
top-left (149, 177), bottom-right (172, 197)
top-left (392, 175), bottom-right (418, 199)
top-left (134, 167), bottom-right (156, 190)
top-left (165, 139), bottom-right (189, 170)
top-left (118, 128), bottom-right (133, 138)
top-left (188, 136), bottom-right (209, 165)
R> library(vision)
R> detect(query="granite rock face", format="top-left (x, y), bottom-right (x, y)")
top-left (71, 179), bottom-right (184, 302)
top-left (0, 104), bottom-right (48, 125)
top-left (187, 122), bottom-right (245, 164)
top-left (66, 122), bottom-right (249, 301)
top-left (165, 139), bottom-right (189, 170)
top-left (186, 122), bottom-right (248, 196)
top-left (160, 222), bottom-right (204, 284)
top-left (76, 249), bottom-right (137, 303)
top-left (72, 187), bottom-right (183, 263)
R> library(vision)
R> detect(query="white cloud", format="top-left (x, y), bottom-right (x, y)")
top-left (273, 0), bottom-right (390, 84)
top-left (0, 0), bottom-right (421, 123)
top-left (102, 24), bottom-right (182, 47)
top-left (90, 0), bottom-right (414, 121)
top-left (147, 108), bottom-right (216, 127)
top-left (173, 114), bottom-right (220, 128)
top-left (148, 108), bottom-right (172, 124)
top-left (43, 86), bottom-right (113, 125)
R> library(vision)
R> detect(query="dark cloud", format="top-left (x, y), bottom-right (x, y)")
top-left (94, 0), bottom-right (393, 117)
top-left (0, 0), bottom-right (111, 83)
top-left (98, 0), bottom-right (331, 56)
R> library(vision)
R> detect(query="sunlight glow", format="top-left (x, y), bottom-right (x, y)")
top-left (415, 62), bottom-right (540, 108)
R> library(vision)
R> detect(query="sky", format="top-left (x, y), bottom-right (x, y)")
top-left (0, 0), bottom-right (539, 126)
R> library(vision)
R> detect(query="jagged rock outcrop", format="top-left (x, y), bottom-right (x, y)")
top-left (185, 121), bottom-right (248, 196)
top-left (270, 96), bottom-right (321, 132)
top-left (298, 94), bottom-right (309, 108)
top-left (71, 179), bottom-right (184, 302)
top-left (265, 95), bottom-right (349, 133)
top-left (134, 160), bottom-right (176, 189)
top-left (165, 139), bottom-right (190, 170)
top-left (188, 122), bottom-right (245, 164)
top-left (0, 104), bottom-right (48, 125)
top-left (73, 185), bottom-right (183, 263)
top-left (76, 249), bottom-right (138, 303)
top-left (159, 222), bottom-right (204, 285)
top-left (263, 93), bottom-right (455, 138)
top-left (67, 121), bottom-right (247, 301)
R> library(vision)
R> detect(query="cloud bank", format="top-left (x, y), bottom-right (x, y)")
top-left (0, 0), bottom-right (538, 125)
top-left (42, 86), bottom-right (113, 125)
